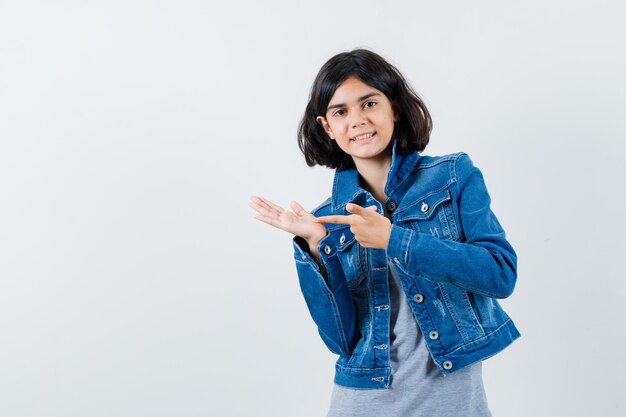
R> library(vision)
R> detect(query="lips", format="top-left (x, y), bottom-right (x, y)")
top-left (350, 132), bottom-right (376, 141)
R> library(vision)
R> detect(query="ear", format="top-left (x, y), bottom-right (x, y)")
top-left (392, 102), bottom-right (400, 122)
top-left (316, 115), bottom-right (335, 140)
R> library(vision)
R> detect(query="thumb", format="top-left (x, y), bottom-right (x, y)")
top-left (347, 203), bottom-right (379, 214)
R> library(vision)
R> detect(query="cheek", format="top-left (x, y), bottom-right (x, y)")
top-left (331, 121), bottom-right (350, 136)
top-left (380, 112), bottom-right (397, 129)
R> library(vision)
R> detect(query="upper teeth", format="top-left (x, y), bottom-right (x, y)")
top-left (352, 132), bottom-right (373, 141)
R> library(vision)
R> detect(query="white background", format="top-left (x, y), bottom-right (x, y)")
top-left (1, 1), bottom-right (625, 416)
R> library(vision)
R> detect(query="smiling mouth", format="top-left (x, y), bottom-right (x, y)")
top-left (350, 132), bottom-right (376, 141)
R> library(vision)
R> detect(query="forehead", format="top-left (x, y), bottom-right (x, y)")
top-left (328, 76), bottom-right (384, 104)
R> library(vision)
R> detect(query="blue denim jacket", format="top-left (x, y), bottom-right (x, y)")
top-left (292, 139), bottom-right (520, 389)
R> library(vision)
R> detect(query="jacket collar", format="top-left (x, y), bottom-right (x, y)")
top-left (330, 139), bottom-right (421, 210)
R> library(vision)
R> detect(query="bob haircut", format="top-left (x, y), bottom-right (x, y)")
top-left (297, 49), bottom-right (433, 170)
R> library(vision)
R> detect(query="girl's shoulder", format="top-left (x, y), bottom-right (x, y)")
top-left (417, 151), bottom-right (483, 177)
top-left (417, 151), bottom-right (468, 169)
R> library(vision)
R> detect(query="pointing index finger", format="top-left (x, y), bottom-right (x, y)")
top-left (314, 215), bottom-right (353, 225)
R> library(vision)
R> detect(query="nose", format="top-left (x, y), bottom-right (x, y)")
top-left (350, 108), bottom-right (367, 128)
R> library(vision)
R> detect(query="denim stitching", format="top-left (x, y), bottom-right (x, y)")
top-left (438, 282), bottom-right (470, 342)
top-left (445, 318), bottom-right (515, 356)
top-left (390, 226), bottom-right (500, 298)
top-left (452, 152), bottom-right (466, 200)
top-left (318, 261), bottom-right (351, 355)
top-left (335, 363), bottom-right (389, 372)
top-left (447, 277), bottom-right (499, 299)
top-left (386, 155), bottom-right (422, 196)
top-left (415, 153), bottom-right (460, 169)
top-left (333, 189), bottom-right (368, 211)
top-left (311, 197), bottom-right (332, 216)
top-left (463, 291), bottom-right (485, 336)
top-left (394, 182), bottom-right (454, 218)
top-left (403, 227), bottom-right (411, 266)
top-left (295, 258), bottom-right (319, 272)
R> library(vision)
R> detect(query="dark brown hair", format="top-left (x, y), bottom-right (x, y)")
top-left (297, 49), bottom-right (432, 170)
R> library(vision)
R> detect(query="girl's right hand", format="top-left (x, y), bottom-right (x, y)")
top-left (249, 196), bottom-right (328, 244)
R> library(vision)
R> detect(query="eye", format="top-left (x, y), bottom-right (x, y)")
top-left (332, 109), bottom-right (346, 117)
top-left (363, 101), bottom-right (377, 109)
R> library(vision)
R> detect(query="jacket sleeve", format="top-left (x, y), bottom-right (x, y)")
top-left (292, 234), bottom-right (359, 356)
top-left (386, 153), bottom-right (517, 299)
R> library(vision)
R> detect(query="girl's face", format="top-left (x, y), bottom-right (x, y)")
top-left (316, 76), bottom-right (398, 166)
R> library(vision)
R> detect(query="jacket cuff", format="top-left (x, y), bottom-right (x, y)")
top-left (292, 232), bottom-right (332, 266)
top-left (386, 224), bottom-right (413, 266)
top-left (293, 235), bottom-right (311, 257)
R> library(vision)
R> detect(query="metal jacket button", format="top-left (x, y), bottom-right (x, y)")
top-left (339, 234), bottom-right (346, 244)
top-left (387, 201), bottom-right (397, 211)
top-left (323, 245), bottom-right (331, 255)
top-left (421, 202), bottom-right (429, 213)
top-left (413, 294), bottom-right (424, 303)
top-left (443, 360), bottom-right (453, 370)
top-left (429, 331), bottom-right (439, 340)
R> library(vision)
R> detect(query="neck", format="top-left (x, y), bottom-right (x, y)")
top-left (353, 150), bottom-right (392, 204)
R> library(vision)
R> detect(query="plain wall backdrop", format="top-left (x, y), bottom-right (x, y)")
top-left (1, 1), bottom-right (625, 416)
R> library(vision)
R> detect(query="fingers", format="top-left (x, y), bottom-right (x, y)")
top-left (346, 203), bottom-right (379, 216)
top-left (251, 197), bottom-right (379, 229)
top-left (314, 203), bottom-right (381, 224)
top-left (261, 197), bottom-right (285, 214)
top-left (314, 215), bottom-right (352, 225)
top-left (251, 196), bottom-right (284, 214)
top-left (253, 212), bottom-right (282, 228)
top-left (290, 200), bottom-right (310, 217)
top-left (249, 196), bottom-right (285, 223)
top-left (249, 199), bottom-right (274, 217)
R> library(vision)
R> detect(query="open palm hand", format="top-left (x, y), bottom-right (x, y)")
top-left (249, 196), bottom-right (327, 242)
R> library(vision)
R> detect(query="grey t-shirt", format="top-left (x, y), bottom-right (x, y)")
top-left (327, 264), bottom-right (492, 417)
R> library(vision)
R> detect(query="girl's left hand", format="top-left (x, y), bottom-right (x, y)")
top-left (314, 203), bottom-right (392, 250)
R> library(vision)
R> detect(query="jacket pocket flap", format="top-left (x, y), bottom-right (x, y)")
top-left (396, 187), bottom-right (452, 221)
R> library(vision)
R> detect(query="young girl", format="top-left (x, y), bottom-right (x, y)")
top-left (250, 49), bottom-right (519, 417)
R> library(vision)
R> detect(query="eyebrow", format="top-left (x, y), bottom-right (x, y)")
top-left (327, 92), bottom-right (381, 111)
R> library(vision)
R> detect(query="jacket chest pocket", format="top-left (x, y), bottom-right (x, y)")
top-left (333, 227), bottom-right (368, 288)
top-left (396, 187), bottom-right (460, 241)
